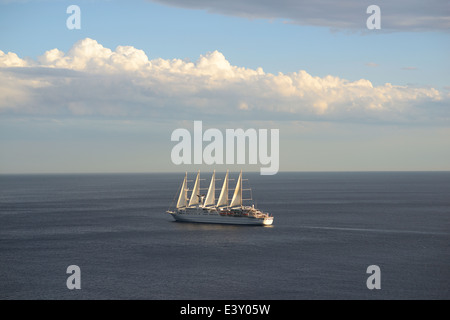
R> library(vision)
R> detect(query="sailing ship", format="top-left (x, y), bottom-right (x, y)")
top-left (166, 170), bottom-right (274, 226)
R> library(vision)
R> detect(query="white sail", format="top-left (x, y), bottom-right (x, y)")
top-left (230, 170), bottom-right (243, 208)
top-left (204, 171), bottom-right (215, 207)
top-left (216, 170), bottom-right (229, 207)
top-left (176, 173), bottom-right (188, 208)
top-left (188, 171), bottom-right (200, 207)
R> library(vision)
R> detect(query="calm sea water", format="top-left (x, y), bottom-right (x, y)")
top-left (0, 172), bottom-right (449, 300)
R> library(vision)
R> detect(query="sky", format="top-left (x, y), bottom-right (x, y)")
top-left (0, 0), bottom-right (449, 174)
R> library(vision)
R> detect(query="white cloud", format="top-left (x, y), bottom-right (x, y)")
top-left (0, 38), bottom-right (447, 123)
top-left (0, 50), bottom-right (28, 67)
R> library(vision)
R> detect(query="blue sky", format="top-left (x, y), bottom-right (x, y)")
top-left (0, 0), bottom-right (449, 173)
top-left (1, 0), bottom-right (448, 86)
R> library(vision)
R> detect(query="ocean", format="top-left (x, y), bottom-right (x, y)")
top-left (0, 172), bottom-right (449, 300)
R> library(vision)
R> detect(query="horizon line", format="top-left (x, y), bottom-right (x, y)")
top-left (1, 169), bottom-right (450, 175)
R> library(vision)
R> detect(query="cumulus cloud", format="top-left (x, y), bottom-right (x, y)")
top-left (0, 50), bottom-right (28, 67)
top-left (0, 38), bottom-right (447, 123)
top-left (148, 0), bottom-right (450, 32)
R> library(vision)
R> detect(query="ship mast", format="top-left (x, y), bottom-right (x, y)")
top-left (188, 170), bottom-right (201, 207)
top-left (176, 172), bottom-right (188, 209)
top-left (230, 170), bottom-right (242, 208)
top-left (204, 170), bottom-right (216, 207)
top-left (217, 170), bottom-right (229, 208)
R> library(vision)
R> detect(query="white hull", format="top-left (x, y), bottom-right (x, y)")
top-left (169, 212), bottom-right (273, 226)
